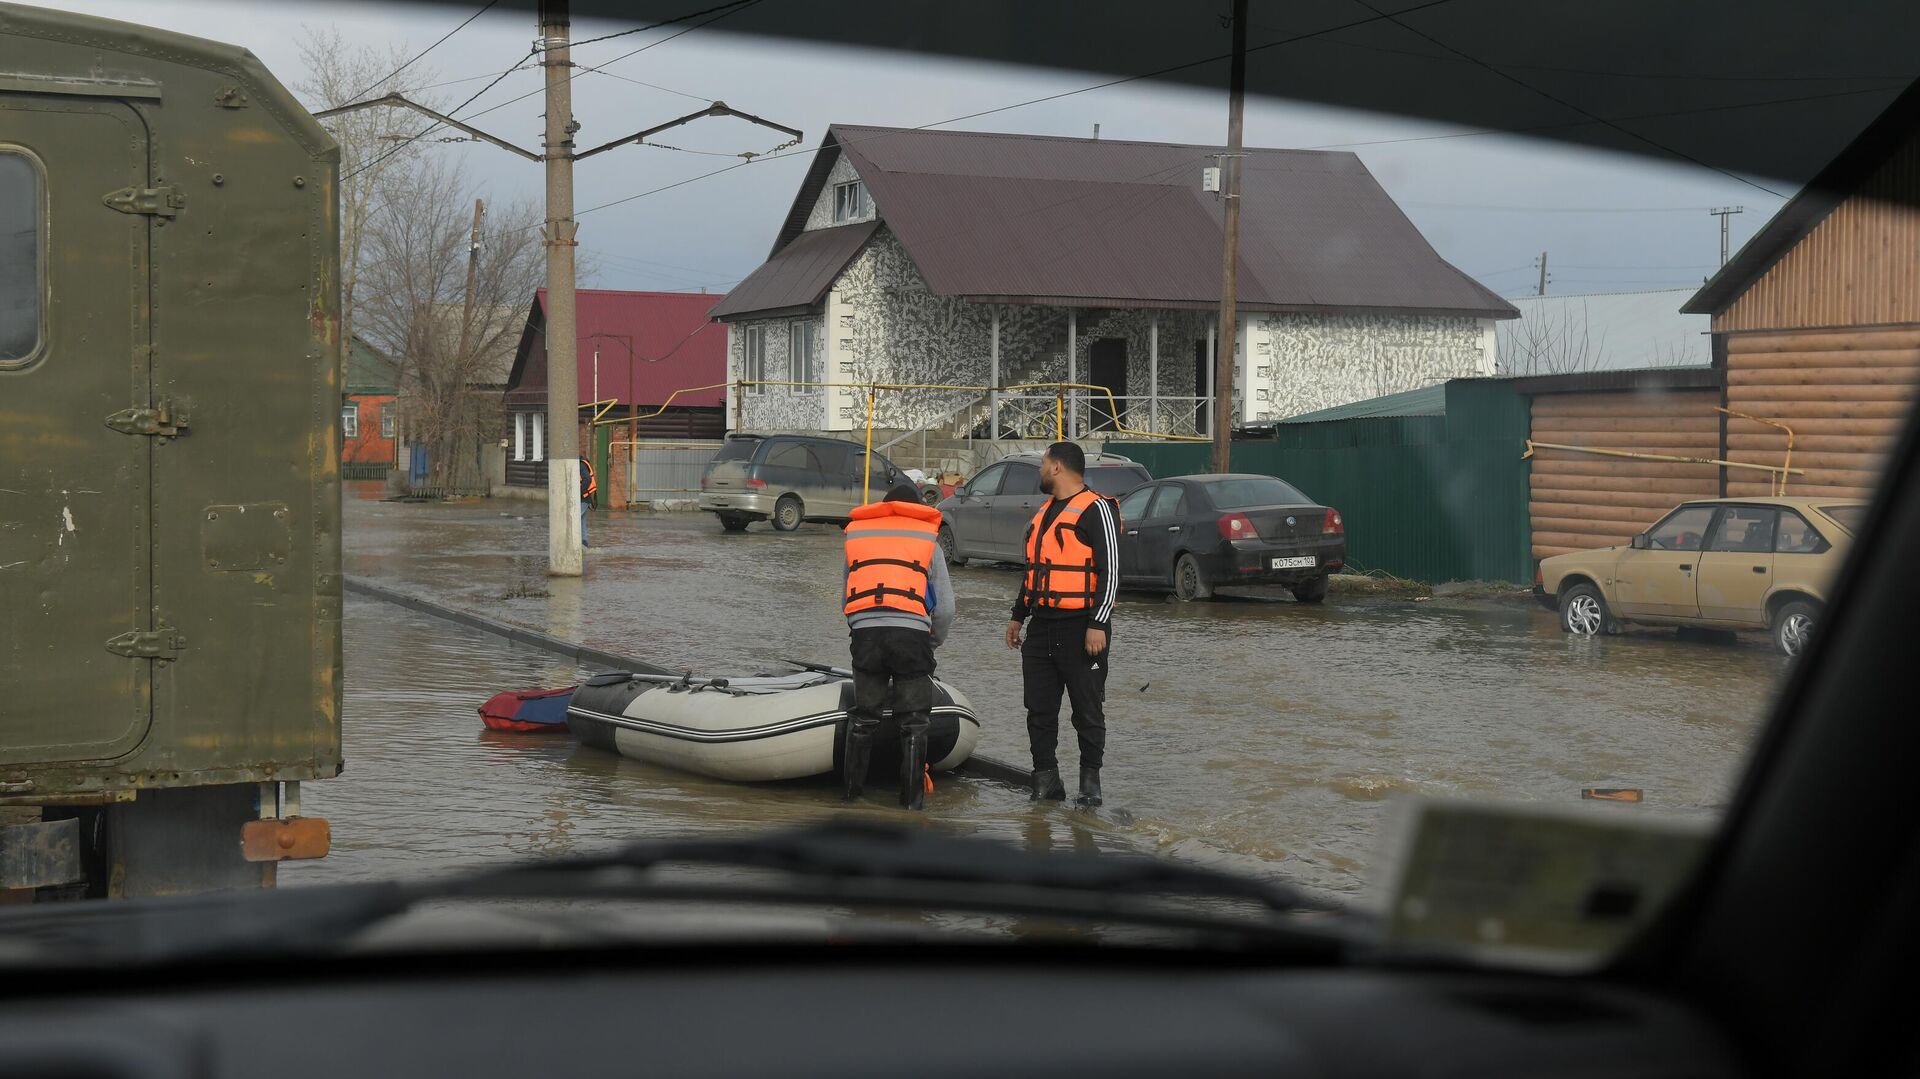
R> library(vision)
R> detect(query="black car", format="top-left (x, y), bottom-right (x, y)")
top-left (1115, 474), bottom-right (1346, 603)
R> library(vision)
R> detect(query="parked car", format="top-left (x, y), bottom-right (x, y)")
top-left (1115, 474), bottom-right (1346, 603)
top-left (1535, 497), bottom-right (1864, 655)
top-left (699, 434), bottom-right (908, 532)
top-left (936, 451), bottom-right (1152, 565)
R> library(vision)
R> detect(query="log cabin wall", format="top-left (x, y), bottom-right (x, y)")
top-left (1723, 328), bottom-right (1920, 499)
top-left (1527, 385), bottom-right (1724, 560)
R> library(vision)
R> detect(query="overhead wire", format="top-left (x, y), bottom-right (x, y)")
top-left (345, 0), bottom-right (499, 102)
top-left (343, 44), bottom-right (538, 182)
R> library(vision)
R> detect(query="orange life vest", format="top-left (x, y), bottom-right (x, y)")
top-left (843, 500), bottom-right (943, 619)
top-left (1023, 488), bottom-right (1106, 612)
top-left (579, 458), bottom-right (598, 500)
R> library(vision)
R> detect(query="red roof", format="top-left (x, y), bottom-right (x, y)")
top-left (527, 288), bottom-right (729, 408)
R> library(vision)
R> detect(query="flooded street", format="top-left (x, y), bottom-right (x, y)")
top-left (308, 497), bottom-right (1788, 897)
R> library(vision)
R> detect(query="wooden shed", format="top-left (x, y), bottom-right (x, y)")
top-left (1517, 369), bottom-right (1725, 559)
top-left (1684, 81), bottom-right (1920, 501)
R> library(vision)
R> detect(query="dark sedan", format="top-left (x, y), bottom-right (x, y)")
top-left (1114, 474), bottom-right (1346, 603)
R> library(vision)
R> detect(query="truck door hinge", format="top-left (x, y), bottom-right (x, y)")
top-left (105, 623), bottom-right (186, 662)
top-left (105, 398), bottom-right (190, 437)
top-left (102, 185), bottom-right (185, 217)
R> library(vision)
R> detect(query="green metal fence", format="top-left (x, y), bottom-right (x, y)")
top-left (1112, 380), bottom-right (1531, 584)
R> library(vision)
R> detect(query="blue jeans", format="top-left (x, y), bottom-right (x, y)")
top-left (580, 500), bottom-right (589, 547)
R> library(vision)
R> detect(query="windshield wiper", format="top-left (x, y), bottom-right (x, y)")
top-left (0, 822), bottom-right (1348, 967)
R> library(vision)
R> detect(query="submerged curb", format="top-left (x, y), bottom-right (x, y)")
top-left (343, 576), bottom-right (1034, 786)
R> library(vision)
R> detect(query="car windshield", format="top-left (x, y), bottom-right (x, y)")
top-left (1821, 504), bottom-right (1866, 533)
top-left (6, 0), bottom-right (1915, 980)
top-left (1204, 477), bottom-right (1310, 508)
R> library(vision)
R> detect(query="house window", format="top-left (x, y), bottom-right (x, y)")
top-left (788, 320), bottom-right (820, 392)
top-left (743, 325), bottom-right (768, 394)
top-left (513, 413), bottom-right (527, 461)
top-left (341, 403), bottom-right (359, 438)
top-left (0, 150), bottom-right (43, 367)
top-left (381, 408), bottom-right (396, 439)
top-left (531, 412), bottom-right (545, 462)
top-left (831, 180), bottom-right (870, 224)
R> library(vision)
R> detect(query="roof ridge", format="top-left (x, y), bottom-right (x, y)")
top-left (827, 121), bottom-right (1347, 158)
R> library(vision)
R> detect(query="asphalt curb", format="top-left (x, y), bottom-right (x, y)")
top-left (343, 576), bottom-right (1034, 787)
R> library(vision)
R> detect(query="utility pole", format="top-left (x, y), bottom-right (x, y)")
top-left (455, 199), bottom-right (485, 362)
top-left (541, 0), bottom-right (583, 577)
top-left (1210, 0), bottom-right (1247, 475)
top-left (1709, 206), bottom-right (1744, 267)
top-left (1534, 250), bottom-right (1550, 296)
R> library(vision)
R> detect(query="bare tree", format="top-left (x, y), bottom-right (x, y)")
top-left (1496, 300), bottom-right (1610, 376)
top-left (357, 156), bottom-right (543, 489)
top-left (292, 26), bottom-right (446, 348)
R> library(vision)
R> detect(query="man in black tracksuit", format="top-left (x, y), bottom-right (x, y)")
top-left (1005, 441), bottom-right (1119, 806)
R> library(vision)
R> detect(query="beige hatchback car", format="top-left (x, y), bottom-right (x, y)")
top-left (1535, 497), bottom-right (1864, 656)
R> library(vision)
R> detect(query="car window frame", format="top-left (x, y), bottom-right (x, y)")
top-left (0, 145), bottom-right (46, 370)
top-left (1646, 504), bottom-right (1722, 553)
top-left (1117, 483), bottom-right (1156, 522)
top-left (1147, 484), bottom-right (1187, 520)
top-left (968, 463), bottom-right (1009, 497)
top-left (999, 461), bottom-right (1041, 496)
top-left (1775, 508), bottom-right (1831, 555)
top-left (1705, 505), bottom-right (1780, 554)
top-left (764, 440), bottom-right (814, 472)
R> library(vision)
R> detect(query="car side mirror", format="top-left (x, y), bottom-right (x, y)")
top-left (954, 485), bottom-right (969, 497)
top-left (1630, 533), bottom-right (1651, 550)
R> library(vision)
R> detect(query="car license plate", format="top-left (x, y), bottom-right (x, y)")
top-left (1271, 555), bottom-right (1316, 569)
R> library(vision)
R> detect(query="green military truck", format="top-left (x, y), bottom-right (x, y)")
top-left (1, 4), bottom-right (341, 898)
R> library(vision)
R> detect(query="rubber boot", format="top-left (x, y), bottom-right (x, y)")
top-left (1031, 768), bottom-right (1067, 802)
top-left (1078, 766), bottom-right (1103, 807)
top-left (842, 727), bottom-right (873, 802)
top-left (898, 728), bottom-right (928, 811)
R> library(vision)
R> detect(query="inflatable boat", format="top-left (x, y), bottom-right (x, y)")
top-left (566, 661), bottom-right (981, 783)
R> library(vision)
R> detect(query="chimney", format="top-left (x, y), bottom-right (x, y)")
top-left (1093, 123), bottom-right (1101, 140)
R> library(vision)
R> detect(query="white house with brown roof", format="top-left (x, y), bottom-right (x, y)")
top-left (709, 124), bottom-right (1516, 446)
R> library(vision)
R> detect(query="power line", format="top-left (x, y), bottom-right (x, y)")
top-left (1298, 83), bottom-right (1903, 153)
top-left (562, 0), bottom-right (760, 51)
top-left (413, 61), bottom-right (539, 94)
top-left (343, 45), bottom-right (537, 183)
top-left (347, 0), bottom-right (499, 102)
top-left (462, 0), bottom-right (767, 124)
top-left (585, 68), bottom-right (714, 105)
top-left (1409, 200), bottom-right (1735, 213)
top-left (1341, 0), bottom-right (1788, 197)
top-left (569, 0), bottom-right (1465, 220)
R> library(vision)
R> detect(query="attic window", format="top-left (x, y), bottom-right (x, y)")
top-left (832, 180), bottom-right (870, 224)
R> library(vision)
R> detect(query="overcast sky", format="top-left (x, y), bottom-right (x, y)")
top-left (51, 0), bottom-right (1860, 300)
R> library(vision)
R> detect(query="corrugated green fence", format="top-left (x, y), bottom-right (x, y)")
top-left (1112, 380), bottom-right (1531, 584)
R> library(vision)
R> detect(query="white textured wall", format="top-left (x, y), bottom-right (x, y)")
top-left (727, 317), bottom-right (829, 431)
top-left (1243, 312), bottom-right (1490, 421)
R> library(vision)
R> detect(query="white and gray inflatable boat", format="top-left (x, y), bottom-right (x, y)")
top-left (566, 661), bottom-right (981, 783)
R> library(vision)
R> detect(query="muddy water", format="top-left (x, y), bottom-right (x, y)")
top-left (310, 499), bottom-right (1784, 897)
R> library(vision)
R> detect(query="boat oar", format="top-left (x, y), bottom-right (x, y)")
top-left (781, 658), bottom-right (853, 678)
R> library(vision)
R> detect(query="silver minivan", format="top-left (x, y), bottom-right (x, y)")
top-left (700, 434), bottom-right (908, 532)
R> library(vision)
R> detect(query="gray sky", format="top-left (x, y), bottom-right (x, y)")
top-left (56, 0), bottom-right (1834, 299)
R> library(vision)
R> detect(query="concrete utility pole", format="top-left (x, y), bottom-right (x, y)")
top-left (541, 0), bottom-right (583, 577)
top-left (1535, 250), bottom-right (1550, 296)
top-left (455, 199), bottom-right (485, 363)
top-left (1709, 206), bottom-right (1745, 267)
top-left (1210, 0), bottom-right (1247, 474)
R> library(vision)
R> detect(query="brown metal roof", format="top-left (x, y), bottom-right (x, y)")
top-left (792, 124), bottom-right (1516, 318)
top-left (708, 220), bottom-right (879, 320)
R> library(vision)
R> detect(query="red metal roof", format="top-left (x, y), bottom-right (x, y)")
top-left (518, 288), bottom-right (729, 408)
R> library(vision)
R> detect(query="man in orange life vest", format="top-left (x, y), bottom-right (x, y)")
top-left (842, 482), bottom-right (955, 809)
top-left (579, 457), bottom-right (597, 548)
top-left (1006, 441), bottom-right (1119, 806)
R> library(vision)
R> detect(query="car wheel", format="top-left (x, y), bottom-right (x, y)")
top-left (1291, 575), bottom-right (1329, 604)
top-left (938, 526), bottom-right (966, 567)
top-left (1172, 553), bottom-right (1212, 602)
top-left (772, 495), bottom-right (803, 532)
top-left (1559, 582), bottom-right (1617, 636)
top-left (919, 483), bottom-right (942, 505)
top-left (1772, 600), bottom-right (1817, 657)
top-left (717, 512), bottom-right (750, 533)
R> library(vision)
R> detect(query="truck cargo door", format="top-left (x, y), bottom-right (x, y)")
top-left (0, 96), bottom-right (156, 766)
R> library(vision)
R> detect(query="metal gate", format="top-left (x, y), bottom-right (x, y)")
top-left (616, 440), bottom-right (722, 504)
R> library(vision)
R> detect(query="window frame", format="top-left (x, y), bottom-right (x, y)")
top-left (531, 412), bottom-right (545, 462)
top-left (1705, 505), bottom-right (1779, 554)
top-left (1646, 504), bottom-right (1720, 553)
top-left (0, 145), bottom-right (47, 370)
top-left (968, 463), bottom-right (1009, 497)
top-left (1117, 484), bottom-right (1156, 523)
top-left (743, 325), bottom-right (768, 394)
top-left (513, 414), bottom-right (527, 462)
top-left (787, 320), bottom-right (820, 394)
top-left (1148, 484), bottom-right (1188, 520)
top-left (999, 462), bottom-right (1041, 496)
top-left (380, 407), bottom-right (396, 439)
top-left (831, 180), bottom-right (869, 224)
top-left (341, 403), bottom-right (359, 439)
top-left (1775, 509), bottom-right (1831, 555)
